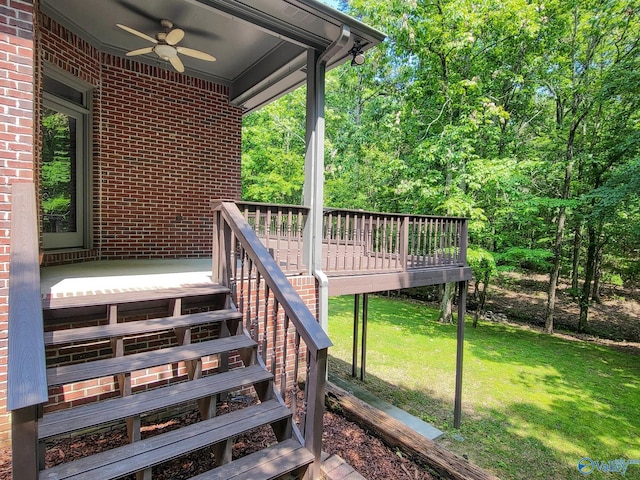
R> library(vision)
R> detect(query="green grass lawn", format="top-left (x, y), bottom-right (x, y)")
top-left (327, 295), bottom-right (640, 480)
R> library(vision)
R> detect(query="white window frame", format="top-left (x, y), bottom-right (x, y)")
top-left (41, 67), bottom-right (92, 250)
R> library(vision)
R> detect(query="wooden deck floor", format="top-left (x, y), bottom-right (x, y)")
top-left (40, 251), bottom-right (471, 300)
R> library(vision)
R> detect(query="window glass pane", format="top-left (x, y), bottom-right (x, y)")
top-left (41, 107), bottom-right (78, 234)
top-left (44, 75), bottom-right (84, 106)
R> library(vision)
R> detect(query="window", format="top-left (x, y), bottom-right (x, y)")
top-left (41, 69), bottom-right (91, 249)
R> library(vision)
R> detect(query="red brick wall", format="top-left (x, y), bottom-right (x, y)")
top-left (39, 15), bottom-right (242, 262)
top-left (0, 6), bottom-right (323, 449)
top-left (0, 0), bottom-right (35, 444)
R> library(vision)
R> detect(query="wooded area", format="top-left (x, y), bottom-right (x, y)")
top-left (242, 0), bottom-right (640, 335)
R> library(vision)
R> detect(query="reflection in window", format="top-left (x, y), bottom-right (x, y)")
top-left (41, 107), bottom-right (78, 234)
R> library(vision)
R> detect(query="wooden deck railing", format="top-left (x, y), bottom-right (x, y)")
top-left (237, 202), bottom-right (469, 275)
top-left (322, 208), bottom-right (468, 273)
top-left (8, 183), bottom-right (49, 480)
top-left (212, 201), bottom-right (332, 479)
top-left (237, 202), bottom-right (308, 274)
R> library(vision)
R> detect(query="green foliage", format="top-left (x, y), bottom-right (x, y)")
top-left (467, 247), bottom-right (497, 284)
top-left (241, 89), bottom-right (306, 204)
top-left (242, 0), bottom-right (640, 293)
top-left (494, 247), bottom-right (553, 272)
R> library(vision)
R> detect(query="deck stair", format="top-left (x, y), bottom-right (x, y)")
top-left (37, 286), bottom-right (314, 480)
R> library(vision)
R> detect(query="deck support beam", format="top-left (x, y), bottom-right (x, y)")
top-left (351, 293), bottom-right (369, 381)
top-left (361, 294), bottom-right (368, 381)
top-left (454, 280), bottom-right (467, 428)
top-left (351, 294), bottom-right (359, 377)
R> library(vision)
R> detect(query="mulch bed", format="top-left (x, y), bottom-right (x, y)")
top-left (0, 397), bottom-right (435, 480)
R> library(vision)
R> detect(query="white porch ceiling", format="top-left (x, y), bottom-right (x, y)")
top-left (40, 0), bottom-right (385, 113)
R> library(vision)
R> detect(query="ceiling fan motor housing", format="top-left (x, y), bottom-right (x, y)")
top-left (154, 44), bottom-right (176, 60)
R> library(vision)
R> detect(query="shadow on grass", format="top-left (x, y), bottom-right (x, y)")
top-left (329, 355), bottom-right (640, 480)
top-left (328, 295), bottom-right (640, 480)
top-left (329, 356), bottom-right (568, 480)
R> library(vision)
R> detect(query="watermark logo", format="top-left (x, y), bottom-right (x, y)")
top-left (578, 457), bottom-right (640, 476)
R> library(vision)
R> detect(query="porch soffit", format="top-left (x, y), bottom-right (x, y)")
top-left (40, 0), bottom-right (385, 113)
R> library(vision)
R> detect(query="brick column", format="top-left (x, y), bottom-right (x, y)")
top-left (0, 0), bottom-right (36, 444)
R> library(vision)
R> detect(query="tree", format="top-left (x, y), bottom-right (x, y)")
top-left (241, 0), bottom-right (640, 335)
top-left (241, 88), bottom-right (306, 204)
top-left (467, 247), bottom-right (498, 327)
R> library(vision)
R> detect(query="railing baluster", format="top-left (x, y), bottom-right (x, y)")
top-left (375, 216), bottom-right (381, 270)
top-left (381, 216), bottom-right (387, 269)
top-left (293, 332), bottom-right (302, 432)
top-left (271, 298), bottom-right (279, 377)
top-left (276, 208), bottom-right (283, 270)
top-left (245, 259), bottom-right (253, 333)
top-left (230, 232), bottom-right (238, 306)
top-left (354, 213), bottom-right (360, 271)
top-left (286, 210), bottom-right (293, 272)
top-left (394, 217), bottom-right (400, 270)
top-left (253, 271), bottom-right (261, 343)
top-left (281, 313), bottom-right (290, 399)
top-left (298, 210), bottom-right (305, 270)
top-left (238, 246), bottom-right (246, 315)
top-left (262, 284), bottom-right (270, 361)
top-left (428, 217), bottom-right (434, 266)
top-left (345, 213), bottom-right (350, 270)
top-left (326, 212), bottom-right (333, 271)
top-left (265, 208), bottom-right (273, 264)
top-left (456, 221), bottom-right (461, 262)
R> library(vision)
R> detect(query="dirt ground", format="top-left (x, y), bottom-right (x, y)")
top-left (0, 399), bottom-right (435, 480)
top-left (480, 272), bottom-right (640, 348)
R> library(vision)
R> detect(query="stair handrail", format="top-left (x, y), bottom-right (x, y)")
top-left (212, 200), bottom-right (331, 478)
top-left (8, 182), bottom-right (48, 479)
top-left (213, 201), bottom-right (332, 351)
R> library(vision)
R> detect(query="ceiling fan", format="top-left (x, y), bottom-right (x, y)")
top-left (117, 19), bottom-right (216, 73)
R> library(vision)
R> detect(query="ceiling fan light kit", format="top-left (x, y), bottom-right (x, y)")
top-left (117, 19), bottom-right (216, 73)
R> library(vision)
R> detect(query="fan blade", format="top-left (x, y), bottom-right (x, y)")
top-left (176, 47), bottom-right (216, 62)
top-left (126, 46), bottom-right (154, 56)
top-left (170, 55), bottom-right (185, 73)
top-left (117, 24), bottom-right (157, 44)
top-left (166, 28), bottom-right (185, 46)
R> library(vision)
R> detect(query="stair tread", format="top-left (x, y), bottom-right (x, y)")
top-left (39, 399), bottom-right (291, 480)
top-left (42, 284), bottom-right (230, 311)
top-left (47, 335), bottom-right (256, 387)
top-left (40, 364), bottom-right (272, 440)
top-left (44, 309), bottom-right (242, 346)
top-left (190, 438), bottom-right (314, 480)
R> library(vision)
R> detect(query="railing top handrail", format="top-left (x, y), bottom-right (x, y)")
top-left (7, 182), bottom-right (48, 411)
top-left (322, 206), bottom-right (469, 221)
top-left (236, 201), bottom-right (311, 213)
top-left (234, 201), bottom-right (469, 221)
top-left (214, 201), bottom-right (332, 352)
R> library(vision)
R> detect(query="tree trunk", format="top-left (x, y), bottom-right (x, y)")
top-left (545, 198), bottom-right (570, 333)
top-left (546, 107), bottom-right (583, 333)
top-left (439, 282), bottom-right (454, 323)
top-left (571, 225), bottom-right (581, 291)
top-left (579, 226), bottom-right (597, 332)
top-left (472, 276), bottom-right (488, 328)
top-left (592, 246), bottom-right (603, 303)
